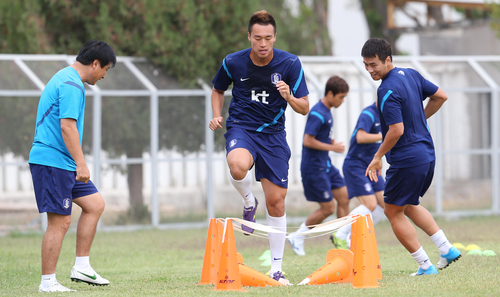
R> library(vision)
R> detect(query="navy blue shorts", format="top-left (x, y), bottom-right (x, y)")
top-left (343, 159), bottom-right (385, 199)
top-left (30, 164), bottom-right (99, 215)
top-left (302, 166), bottom-right (346, 203)
top-left (384, 160), bottom-right (435, 206)
top-left (225, 128), bottom-right (291, 188)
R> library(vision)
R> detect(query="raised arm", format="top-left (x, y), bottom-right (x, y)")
top-left (276, 81), bottom-right (309, 115)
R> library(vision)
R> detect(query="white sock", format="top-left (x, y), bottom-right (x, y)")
top-left (74, 256), bottom-right (90, 270)
top-left (295, 222), bottom-right (309, 240)
top-left (372, 205), bottom-right (386, 225)
top-left (411, 246), bottom-right (432, 270)
top-left (41, 274), bottom-right (57, 286)
top-left (229, 171), bottom-right (255, 208)
top-left (336, 204), bottom-right (371, 240)
top-left (267, 213), bottom-right (286, 276)
top-left (430, 229), bottom-right (452, 255)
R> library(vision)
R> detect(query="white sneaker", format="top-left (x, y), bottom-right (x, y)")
top-left (287, 234), bottom-right (306, 256)
top-left (39, 281), bottom-right (76, 292)
top-left (70, 266), bottom-right (110, 286)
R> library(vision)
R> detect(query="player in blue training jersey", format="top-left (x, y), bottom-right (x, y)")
top-left (29, 40), bottom-right (116, 292)
top-left (287, 76), bottom-right (349, 256)
top-left (362, 38), bottom-right (460, 276)
top-left (209, 10), bottom-right (309, 284)
top-left (332, 103), bottom-right (386, 249)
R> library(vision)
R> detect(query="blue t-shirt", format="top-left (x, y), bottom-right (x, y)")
top-left (300, 101), bottom-right (333, 172)
top-left (345, 103), bottom-right (381, 166)
top-left (377, 67), bottom-right (439, 168)
top-left (29, 67), bottom-right (86, 171)
top-left (212, 48), bottom-right (309, 133)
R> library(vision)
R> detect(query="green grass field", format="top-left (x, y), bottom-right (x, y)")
top-left (1, 215), bottom-right (499, 296)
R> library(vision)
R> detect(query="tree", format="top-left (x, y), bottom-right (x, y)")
top-left (359, 0), bottom-right (399, 52)
top-left (0, 0), bottom-right (331, 222)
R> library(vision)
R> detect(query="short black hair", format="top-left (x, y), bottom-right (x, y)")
top-left (248, 10), bottom-right (276, 34)
top-left (361, 38), bottom-right (392, 63)
top-left (76, 39), bottom-right (117, 68)
top-left (325, 76), bottom-right (349, 96)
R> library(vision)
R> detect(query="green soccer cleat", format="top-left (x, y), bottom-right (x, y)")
top-left (330, 232), bottom-right (348, 249)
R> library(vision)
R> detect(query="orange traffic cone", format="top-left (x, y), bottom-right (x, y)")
top-left (215, 219), bottom-right (244, 291)
top-left (298, 249), bottom-right (354, 285)
top-left (366, 214), bottom-right (382, 279)
top-left (351, 215), bottom-right (378, 288)
top-left (199, 218), bottom-right (222, 285)
top-left (236, 253), bottom-right (284, 287)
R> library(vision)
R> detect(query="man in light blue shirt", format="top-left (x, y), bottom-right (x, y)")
top-left (29, 39), bottom-right (116, 292)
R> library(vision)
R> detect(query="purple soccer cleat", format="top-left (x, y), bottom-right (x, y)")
top-left (242, 198), bottom-right (258, 235)
top-left (272, 271), bottom-right (290, 285)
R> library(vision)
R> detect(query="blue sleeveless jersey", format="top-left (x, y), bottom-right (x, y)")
top-left (377, 67), bottom-right (439, 168)
top-left (212, 48), bottom-right (309, 133)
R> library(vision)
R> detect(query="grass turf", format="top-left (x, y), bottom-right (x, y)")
top-left (1, 215), bottom-right (499, 296)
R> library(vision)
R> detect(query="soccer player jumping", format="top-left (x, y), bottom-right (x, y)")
top-left (209, 10), bottom-right (309, 284)
top-left (362, 38), bottom-right (461, 276)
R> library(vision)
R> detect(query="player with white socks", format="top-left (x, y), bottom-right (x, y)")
top-left (287, 76), bottom-right (350, 256)
top-left (210, 10), bottom-right (309, 285)
top-left (362, 38), bottom-right (460, 276)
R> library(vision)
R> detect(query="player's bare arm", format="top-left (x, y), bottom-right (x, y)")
top-left (303, 134), bottom-right (345, 153)
top-left (61, 118), bottom-right (90, 183)
top-left (276, 81), bottom-right (309, 115)
top-left (365, 122), bottom-right (403, 182)
top-left (424, 88), bottom-right (448, 119)
top-left (356, 129), bottom-right (382, 144)
top-left (209, 87), bottom-right (225, 131)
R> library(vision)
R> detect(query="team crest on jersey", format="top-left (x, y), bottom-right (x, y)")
top-left (271, 73), bottom-right (282, 85)
top-left (229, 139), bottom-right (237, 148)
top-left (63, 198), bottom-right (71, 209)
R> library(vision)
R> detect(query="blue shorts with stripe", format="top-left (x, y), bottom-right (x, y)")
top-left (225, 128), bottom-right (291, 188)
top-left (30, 164), bottom-right (98, 215)
top-left (343, 159), bottom-right (385, 199)
top-left (384, 160), bottom-right (435, 206)
top-left (301, 166), bottom-right (346, 203)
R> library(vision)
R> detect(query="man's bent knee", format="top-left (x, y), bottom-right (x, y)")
top-left (227, 149), bottom-right (253, 180)
top-left (47, 213), bottom-right (71, 232)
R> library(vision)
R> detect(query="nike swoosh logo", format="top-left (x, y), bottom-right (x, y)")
top-left (240, 78), bottom-right (249, 81)
top-left (375, 123), bottom-right (380, 126)
top-left (281, 178), bottom-right (287, 182)
top-left (78, 271), bottom-right (97, 280)
top-left (273, 258), bottom-right (282, 261)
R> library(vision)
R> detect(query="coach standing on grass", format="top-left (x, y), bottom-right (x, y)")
top-left (362, 38), bottom-right (461, 276)
top-left (29, 39), bottom-right (116, 292)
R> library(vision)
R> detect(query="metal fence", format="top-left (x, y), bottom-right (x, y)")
top-left (0, 54), bottom-right (498, 234)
